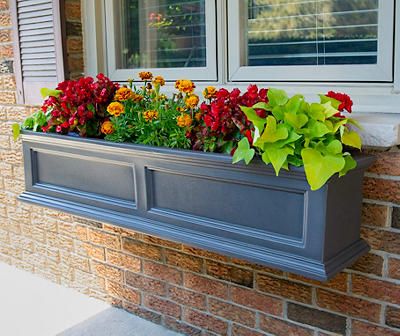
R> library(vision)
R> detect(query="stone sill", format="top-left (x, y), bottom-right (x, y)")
top-left (352, 113), bottom-right (400, 148)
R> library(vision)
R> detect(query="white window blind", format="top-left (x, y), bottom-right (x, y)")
top-left (247, 0), bottom-right (380, 67)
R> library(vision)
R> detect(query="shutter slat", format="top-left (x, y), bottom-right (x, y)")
top-left (23, 71), bottom-right (58, 78)
top-left (19, 21), bottom-right (53, 30)
top-left (20, 27), bottom-right (53, 37)
top-left (20, 40), bottom-right (54, 48)
top-left (22, 58), bottom-right (56, 65)
top-left (21, 46), bottom-right (55, 54)
top-left (21, 52), bottom-right (56, 60)
top-left (19, 14), bottom-right (53, 24)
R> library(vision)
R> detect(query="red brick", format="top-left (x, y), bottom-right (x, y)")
top-left (389, 258), bottom-right (400, 280)
top-left (230, 286), bottom-right (282, 316)
top-left (206, 260), bottom-right (253, 287)
top-left (0, 29), bottom-right (11, 42)
top-left (256, 274), bottom-right (312, 304)
top-left (75, 241), bottom-right (105, 261)
top-left (65, 1), bottom-right (81, 21)
top-left (165, 249), bottom-right (203, 272)
top-left (0, 1), bottom-right (8, 10)
top-left (0, 45), bottom-right (13, 59)
top-left (349, 253), bottom-right (383, 276)
top-left (352, 320), bottom-right (400, 336)
top-left (88, 229), bottom-right (120, 250)
top-left (232, 258), bottom-right (284, 276)
top-left (144, 295), bottom-right (181, 318)
top-left (106, 249), bottom-right (141, 272)
top-left (143, 260), bottom-right (182, 285)
top-left (123, 301), bottom-right (162, 324)
top-left (288, 272), bottom-right (348, 292)
top-left (0, 12), bottom-right (11, 26)
top-left (209, 298), bottom-right (256, 328)
top-left (361, 227), bottom-right (400, 254)
top-left (125, 272), bottom-right (166, 296)
top-left (259, 314), bottom-right (313, 336)
top-left (367, 150), bottom-right (400, 176)
top-left (92, 261), bottom-right (123, 283)
top-left (232, 325), bottom-right (266, 336)
top-left (184, 308), bottom-right (228, 335)
top-left (352, 274), bottom-right (400, 305)
top-left (362, 203), bottom-right (388, 227)
top-left (387, 306), bottom-right (400, 329)
top-left (182, 244), bottom-right (229, 262)
top-left (164, 316), bottom-right (202, 336)
top-left (363, 177), bottom-right (400, 203)
top-left (184, 273), bottom-right (228, 299)
top-left (106, 280), bottom-right (140, 304)
top-left (316, 289), bottom-right (381, 322)
top-left (122, 237), bottom-right (162, 261)
top-left (142, 234), bottom-right (182, 250)
top-left (168, 286), bottom-right (206, 310)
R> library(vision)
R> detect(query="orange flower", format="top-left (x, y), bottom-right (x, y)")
top-left (195, 112), bottom-right (202, 121)
top-left (185, 94), bottom-right (199, 109)
top-left (114, 87), bottom-right (135, 101)
top-left (143, 110), bottom-right (159, 122)
top-left (177, 114), bottom-right (192, 128)
top-left (176, 106), bottom-right (187, 112)
top-left (139, 71), bottom-right (153, 81)
top-left (203, 86), bottom-right (217, 99)
top-left (152, 75), bottom-right (165, 86)
top-left (175, 79), bottom-right (195, 94)
top-left (107, 102), bottom-right (125, 117)
top-left (100, 121), bottom-right (114, 135)
top-left (132, 93), bottom-right (144, 102)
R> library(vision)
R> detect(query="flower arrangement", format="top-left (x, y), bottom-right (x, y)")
top-left (14, 72), bottom-right (362, 190)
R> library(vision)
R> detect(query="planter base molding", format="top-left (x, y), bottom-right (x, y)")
top-left (19, 132), bottom-right (375, 281)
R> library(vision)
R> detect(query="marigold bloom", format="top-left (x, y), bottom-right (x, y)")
top-left (107, 102), bottom-right (125, 117)
top-left (101, 121), bottom-right (115, 135)
top-left (175, 79), bottom-right (195, 94)
top-left (176, 106), bottom-right (187, 112)
top-left (143, 110), bottom-right (159, 122)
top-left (177, 114), bottom-right (193, 128)
top-left (203, 86), bottom-right (217, 99)
top-left (139, 71), bottom-right (153, 81)
top-left (195, 112), bottom-right (202, 121)
top-left (152, 75), bottom-right (165, 86)
top-left (114, 87), bottom-right (135, 101)
top-left (185, 94), bottom-right (199, 108)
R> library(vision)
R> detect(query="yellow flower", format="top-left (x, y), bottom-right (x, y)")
top-left (143, 110), bottom-right (159, 122)
top-left (185, 94), bottom-right (199, 109)
top-left (139, 71), bottom-right (153, 81)
top-left (100, 121), bottom-right (114, 135)
top-left (107, 102), bottom-right (125, 117)
top-left (158, 94), bottom-right (167, 101)
top-left (176, 106), bottom-right (187, 112)
top-left (114, 87), bottom-right (135, 101)
top-left (175, 79), bottom-right (195, 94)
top-left (203, 86), bottom-right (217, 99)
top-left (177, 114), bottom-right (193, 128)
top-left (132, 93), bottom-right (144, 102)
top-left (195, 112), bottom-right (202, 121)
top-left (152, 75), bottom-right (165, 86)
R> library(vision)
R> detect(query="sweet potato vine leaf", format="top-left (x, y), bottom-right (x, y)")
top-left (232, 137), bottom-right (255, 165)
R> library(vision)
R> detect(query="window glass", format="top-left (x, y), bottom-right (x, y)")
top-left (117, 0), bottom-right (207, 69)
top-left (246, 0), bottom-right (379, 66)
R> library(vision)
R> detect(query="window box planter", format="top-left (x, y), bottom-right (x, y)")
top-left (19, 131), bottom-right (374, 281)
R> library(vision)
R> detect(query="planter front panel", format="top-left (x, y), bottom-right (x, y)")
top-left (19, 132), bottom-right (373, 280)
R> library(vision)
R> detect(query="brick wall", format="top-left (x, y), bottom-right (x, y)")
top-left (2, 1), bottom-right (400, 335)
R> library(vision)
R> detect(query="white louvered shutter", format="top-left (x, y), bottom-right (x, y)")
top-left (11, 0), bottom-right (65, 105)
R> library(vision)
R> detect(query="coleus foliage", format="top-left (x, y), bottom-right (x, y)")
top-left (232, 88), bottom-right (362, 191)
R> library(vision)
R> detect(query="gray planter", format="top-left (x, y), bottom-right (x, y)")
top-left (19, 131), bottom-right (375, 281)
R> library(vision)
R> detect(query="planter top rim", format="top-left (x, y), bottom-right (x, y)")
top-left (21, 130), bottom-right (376, 173)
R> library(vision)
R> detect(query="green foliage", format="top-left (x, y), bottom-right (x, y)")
top-left (238, 88), bottom-right (362, 190)
top-left (40, 88), bottom-right (62, 99)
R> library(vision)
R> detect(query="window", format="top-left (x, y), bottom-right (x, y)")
top-left (228, 0), bottom-right (395, 82)
top-left (104, 0), bottom-right (217, 82)
top-left (84, 0), bottom-right (400, 113)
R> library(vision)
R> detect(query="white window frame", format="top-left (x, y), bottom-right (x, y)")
top-left (83, 0), bottom-right (400, 114)
top-left (94, 0), bottom-right (217, 82)
top-left (227, 0), bottom-right (395, 82)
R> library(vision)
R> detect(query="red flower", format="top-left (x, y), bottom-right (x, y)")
top-left (326, 91), bottom-right (353, 113)
top-left (244, 129), bottom-right (253, 144)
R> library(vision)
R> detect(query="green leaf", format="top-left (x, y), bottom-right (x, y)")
top-left (240, 106), bottom-right (267, 135)
top-left (232, 138), bottom-right (255, 165)
top-left (321, 102), bottom-right (340, 118)
top-left (12, 123), bottom-right (21, 141)
top-left (319, 94), bottom-right (341, 110)
top-left (264, 145), bottom-right (294, 176)
top-left (40, 88), bottom-right (62, 99)
top-left (342, 130), bottom-right (362, 150)
top-left (267, 88), bottom-right (289, 107)
top-left (87, 103), bottom-right (95, 113)
top-left (306, 120), bottom-right (331, 139)
top-left (332, 118), bottom-right (348, 133)
top-left (301, 147), bottom-right (346, 191)
top-left (285, 95), bottom-right (303, 114)
top-left (252, 102), bottom-right (269, 111)
top-left (284, 112), bottom-right (308, 129)
top-left (346, 117), bottom-right (363, 130)
top-left (287, 155), bottom-right (303, 167)
top-left (325, 139), bottom-right (343, 155)
top-left (261, 151), bottom-right (270, 165)
top-left (339, 155), bottom-right (357, 177)
top-left (271, 105), bottom-right (285, 121)
top-left (308, 103), bottom-right (326, 121)
top-left (258, 116), bottom-right (288, 144)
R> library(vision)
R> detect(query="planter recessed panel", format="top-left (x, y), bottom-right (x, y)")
top-left (19, 132), bottom-right (375, 281)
